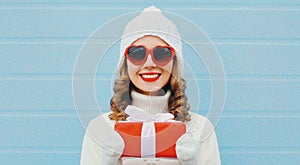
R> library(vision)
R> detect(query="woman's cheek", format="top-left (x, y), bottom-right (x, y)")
top-left (127, 61), bottom-right (140, 79)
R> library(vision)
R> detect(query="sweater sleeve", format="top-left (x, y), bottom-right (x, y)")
top-left (180, 113), bottom-right (221, 165)
top-left (80, 131), bottom-right (105, 165)
top-left (80, 114), bottom-right (123, 165)
top-left (196, 128), bottom-right (221, 165)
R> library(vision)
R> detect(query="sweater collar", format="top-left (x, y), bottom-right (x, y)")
top-left (131, 90), bottom-right (171, 114)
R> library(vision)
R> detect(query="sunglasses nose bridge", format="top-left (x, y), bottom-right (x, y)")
top-left (143, 52), bottom-right (157, 67)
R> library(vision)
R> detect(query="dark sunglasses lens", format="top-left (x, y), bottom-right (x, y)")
top-left (153, 47), bottom-right (173, 64)
top-left (127, 46), bottom-right (146, 64)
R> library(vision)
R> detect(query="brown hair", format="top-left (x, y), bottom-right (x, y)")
top-left (109, 57), bottom-right (191, 122)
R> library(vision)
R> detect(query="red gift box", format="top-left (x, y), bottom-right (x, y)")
top-left (114, 121), bottom-right (186, 158)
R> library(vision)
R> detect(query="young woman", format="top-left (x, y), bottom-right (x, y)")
top-left (81, 6), bottom-right (221, 165)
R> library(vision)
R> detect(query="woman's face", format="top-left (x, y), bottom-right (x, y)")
top-left (127, 35), bottom-right (173, 95)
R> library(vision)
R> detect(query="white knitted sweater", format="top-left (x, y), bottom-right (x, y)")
top-left (80, 90), bottom-right (221, 165)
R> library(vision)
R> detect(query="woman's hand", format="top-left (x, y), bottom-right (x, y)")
top-left (176, 132), bottom-right (200, 165)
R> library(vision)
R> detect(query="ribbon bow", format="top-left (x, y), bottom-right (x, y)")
top-left (123, 105), bottom-right (175, 157)
top-left (125, 105), bottom-right (175, 122)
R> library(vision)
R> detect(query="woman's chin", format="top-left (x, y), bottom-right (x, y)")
top-left (135, 85), bottom-right (166, 96)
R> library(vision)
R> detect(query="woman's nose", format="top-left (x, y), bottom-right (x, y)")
top-left (143, 54), bottom-right (156, 67)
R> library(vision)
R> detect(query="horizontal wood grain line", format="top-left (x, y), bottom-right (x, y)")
top-left (0, 5), bottom-right (299, 11)
top-left (0, 147), bottom-right (81, 154)
top-left (0, 146), bottom-right (299, 154)
top-left (220, 147), bottom-right (300, 154)
top-left (1, 37), bottom-right (300, 41)
top-left (0, 111), bottom-right (299, 118)
top-left (1, 41), bottom-right (299, 45)
top-left (1, 74), bottom-right (300, 81)
top-left (1, 1), bottom-right (300, 5)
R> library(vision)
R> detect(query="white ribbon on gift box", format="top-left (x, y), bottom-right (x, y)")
top-left (124, 105), bottom-right (175, 157)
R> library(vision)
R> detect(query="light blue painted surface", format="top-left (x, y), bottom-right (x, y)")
top-left (0, 1), bottom-right (299, 164)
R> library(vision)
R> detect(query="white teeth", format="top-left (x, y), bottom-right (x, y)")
top-left (141, 74), bottom-right (159, 79)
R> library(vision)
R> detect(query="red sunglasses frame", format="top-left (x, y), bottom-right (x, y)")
top-left (124, 45), bottom-right (176, 66)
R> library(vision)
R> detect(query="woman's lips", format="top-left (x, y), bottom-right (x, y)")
top-left (139, 73), bottom-right (161, 82)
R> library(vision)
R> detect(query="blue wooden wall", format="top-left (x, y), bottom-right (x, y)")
top-left (1, 1), bottom-right (299, 164)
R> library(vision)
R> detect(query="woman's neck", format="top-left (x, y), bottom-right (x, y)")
top-left (130, 89), bottom-right (171, 114)
top-left (131, 83), bottom-right (170, 96)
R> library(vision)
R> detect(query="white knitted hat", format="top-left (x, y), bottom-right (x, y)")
top-left (119, 5), bottom-right (183, 74)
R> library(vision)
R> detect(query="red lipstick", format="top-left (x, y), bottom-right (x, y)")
top-left (139, 72), bottom-right (161, 82)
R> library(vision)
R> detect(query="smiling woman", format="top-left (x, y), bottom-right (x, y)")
top-left (80, 5), bottom-right (221, 165)
top-left (126, 36), bottom-right (174, 95)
